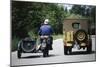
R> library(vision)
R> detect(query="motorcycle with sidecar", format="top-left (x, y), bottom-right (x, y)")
top-left (17, 36), bottom-right (52, 58)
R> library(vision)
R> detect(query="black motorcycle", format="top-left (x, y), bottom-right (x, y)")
top-left (40, 35), bottom-right (52, 57)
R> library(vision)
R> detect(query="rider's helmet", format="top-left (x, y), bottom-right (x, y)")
top-left (44, 19), bottom-right (49, 24)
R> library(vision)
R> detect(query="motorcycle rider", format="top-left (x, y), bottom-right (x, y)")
top-left (38, 19), bottom-right (53, 50)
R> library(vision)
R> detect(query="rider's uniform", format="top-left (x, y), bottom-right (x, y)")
top-left (38, 24), bottom-right (53, 50)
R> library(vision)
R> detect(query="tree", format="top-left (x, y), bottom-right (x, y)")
top-left (70, 5), bottom-right (96, 34)
top-left (12, 1), bottom-right (66, 39)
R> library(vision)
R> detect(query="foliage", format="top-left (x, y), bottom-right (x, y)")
top-left (53, 34), bottom-right (63, 40)
top-left (70, 5), bottom-right (96, 34)
top-left (12, 1), bottom-right (66, 39)
top-left (11, 36), bottom-right (20, 51)
top-left (70, 5), bottom-right (96, 23)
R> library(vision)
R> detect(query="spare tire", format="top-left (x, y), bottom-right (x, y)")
top-left (21, 37), bottom-right (36, 52)
top-left (75, 29), bottom-right (88, 43)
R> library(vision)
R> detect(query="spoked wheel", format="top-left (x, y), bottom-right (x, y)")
top-left (21, 41), bottom-right (35, 52)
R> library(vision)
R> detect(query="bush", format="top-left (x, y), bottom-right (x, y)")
top-left (11, 36), bottom-right (20, 51)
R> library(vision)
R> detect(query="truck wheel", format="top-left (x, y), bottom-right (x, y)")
top-left (69, 48), bottom-right (72, 54)
top-left (64, 46), bottom-right (72, 55)
top-left (67, 47), bottom-right (72, 55)
top-left (87, 39), bottom-right (92, 53)
top-left (64, 46), bottom-right (68, 55)
top-left (17, 50), bottom-right (21, 59)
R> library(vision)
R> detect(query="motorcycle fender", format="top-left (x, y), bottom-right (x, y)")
top-left (36, 44), bottom-right (41, 50)
top-left (18, 40), bottom-right (22, 50)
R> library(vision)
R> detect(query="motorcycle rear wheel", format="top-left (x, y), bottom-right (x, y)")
top-left (43, 49), bottom-right (49, 57)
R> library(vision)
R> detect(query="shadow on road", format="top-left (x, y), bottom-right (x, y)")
top-left (48, 54), bottom-right (59, 57)
top-left (67, 51), bottom-right (95, 55)
top-left (21, 55), bottom-right (42, 59)
top-left (21, 54), bottom-right (59, 59)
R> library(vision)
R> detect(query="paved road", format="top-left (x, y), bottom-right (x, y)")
top-left (11, 37), bottom-right (96, 66)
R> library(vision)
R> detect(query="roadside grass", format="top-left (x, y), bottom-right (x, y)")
top-left (53, 34), bottom-right (63, 40)
top-left (11, 36), bottom-right (20, 52)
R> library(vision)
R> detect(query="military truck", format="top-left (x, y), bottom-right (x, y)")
top-left (63, 19), bottom-right (92, 55)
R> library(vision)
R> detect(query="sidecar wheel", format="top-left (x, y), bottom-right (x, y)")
top-left (17, 50), bottom-right (21, 59)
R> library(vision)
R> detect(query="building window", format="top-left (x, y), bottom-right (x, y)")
top-left (72, 22), bottom-right (80, 29)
